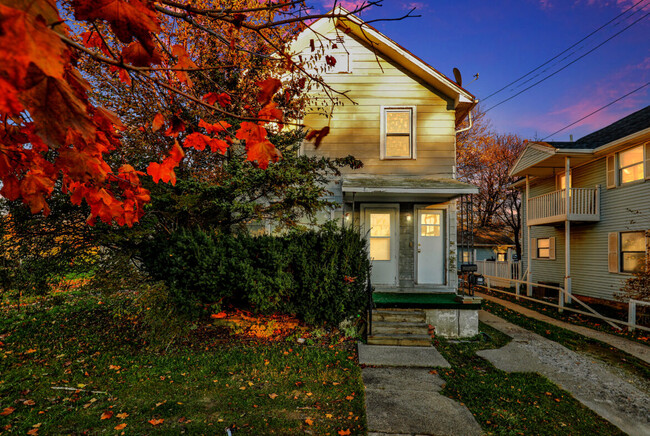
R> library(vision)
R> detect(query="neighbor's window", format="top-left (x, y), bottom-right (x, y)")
top-left (537, 238), bottom-right (550, 259)
top-left (497, 252), bottom-right (506, 262)
top-left (462, 251), bottom-right (470, 263)
top-left (369, 213), bottom-right (391, 261)
top-left (619, 145), bottom-right (644, 184)
top-left (620, 231), bottom-right (645, 273)
top-left (382, 107), bottom-right (415, 159)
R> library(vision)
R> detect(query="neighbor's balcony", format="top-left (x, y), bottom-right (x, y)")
top-left (528, 187), bottom-right (600, 226)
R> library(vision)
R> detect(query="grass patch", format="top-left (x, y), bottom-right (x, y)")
top-left (482, 300), bottom-right (650, 382)
top-left (0, 293), bottom-right (365, 435)
top-left (436, 322), bottom-right (625, 435)
top-left (477, 286), bottom-right (649, 345)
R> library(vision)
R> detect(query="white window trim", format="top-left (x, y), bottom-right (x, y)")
top-left (380, 106), bottom-right (417, 160)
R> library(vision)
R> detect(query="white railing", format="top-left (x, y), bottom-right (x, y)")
top-left (628, 299), bottom-right (650, 332)
top-left (528, 187), bottom-right (600, 225)
top-left (476, 260), bottom-right (521, 286)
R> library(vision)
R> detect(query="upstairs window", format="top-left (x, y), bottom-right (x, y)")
top-left (607, 143), bottom-right (649, 188)
top-left (619, 145), bottom-right (644, 184)
top-left (381, 107), bottom-right (416, 159)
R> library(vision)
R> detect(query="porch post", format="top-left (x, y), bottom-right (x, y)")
top-left (565, 156), bottom-right (572, 304)
top-left (526, 175), bottom-right (532, 296)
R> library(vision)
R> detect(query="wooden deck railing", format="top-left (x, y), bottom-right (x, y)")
top-left (528, 187), bottom-right (599, 225)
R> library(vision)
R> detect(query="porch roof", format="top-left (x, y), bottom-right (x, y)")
top-left (342, 175), bottom-right (478, 201)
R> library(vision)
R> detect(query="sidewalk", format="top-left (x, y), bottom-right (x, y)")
top-left (478, 311), bottom-right (650, 436)
top-left (476, 291), bottom-right (650, 364)
top-left (357, 343), bottom-right (482, 436)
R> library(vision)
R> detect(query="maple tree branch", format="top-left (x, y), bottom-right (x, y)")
top-left (158, 0), bottom-right (306, 16)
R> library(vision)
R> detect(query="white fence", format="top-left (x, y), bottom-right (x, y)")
top-left (628, 299), bottom-right (650, 332)
top-left (476, 260), bottom-right (521, 287)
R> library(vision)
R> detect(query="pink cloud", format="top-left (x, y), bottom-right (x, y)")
top-left (401, 2), bottom-right (430, 12)
top-left (516, 58), bottom-right (650, 137)
top-left (320, 0), bottom-right (366, 12)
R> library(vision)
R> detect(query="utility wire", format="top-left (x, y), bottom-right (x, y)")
top-left (481, 0), bottom-right (648, 102)
top-left (484, 9), bottom-right (650, 113)
top-left (541, 81), bottom-right (650, 141)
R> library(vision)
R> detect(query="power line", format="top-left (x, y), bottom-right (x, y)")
top-left (484, 9), bottom-right (650, 114)
top-left (481, 0), bottom-right (648, 102)
top-left (541, 81), bottom-right (650, 141)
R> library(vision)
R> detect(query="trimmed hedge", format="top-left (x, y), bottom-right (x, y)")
top-left (139, 224), bottom-right (370, 325)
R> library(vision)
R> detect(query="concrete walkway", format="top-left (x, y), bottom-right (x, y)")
top-left (478, 311), bottom-right (650, 436)
top-left (358, 343), bottom-right (482, 436)
top-left (476, 291), bottom-right (650, 364)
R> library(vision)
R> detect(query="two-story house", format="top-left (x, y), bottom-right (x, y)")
top-left (290, 8), bottom-right (481, 341)
top-left (510, 105), bottom-right (650, 305)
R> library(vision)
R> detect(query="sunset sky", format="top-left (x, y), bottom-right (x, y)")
top-left (317, 0), bottom-right (650, 141)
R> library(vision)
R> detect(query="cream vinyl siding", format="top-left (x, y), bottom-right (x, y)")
top-left (301, 26), bottom-right (456, 177)
top-left (522, 152), bottom-right (650, 301)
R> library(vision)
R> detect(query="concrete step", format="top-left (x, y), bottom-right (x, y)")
top-left (372, 321), bottom-right (430, 336)
top-left (367, 334), bottom-right (432, 347)
top-left (372, 309), bottom-right (426, 323)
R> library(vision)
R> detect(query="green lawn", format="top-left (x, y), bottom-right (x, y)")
top-left (0, 294), bottom-right (366, 435)
top-left (436, 323), bottom-right (625, 436)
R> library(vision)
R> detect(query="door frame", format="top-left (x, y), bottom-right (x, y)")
top-left (361, 203), bottom-right (400, 287)
top-left (414, 204), bottom-right (448, 286)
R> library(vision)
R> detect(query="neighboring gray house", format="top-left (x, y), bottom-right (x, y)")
top-left (510, 105), bottom-right (650, 303)
top-left (457, 228), bottom-right (515, 267)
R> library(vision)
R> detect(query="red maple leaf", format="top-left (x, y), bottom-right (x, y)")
top-left (305, 126), bottom-right (330, 149)
top-left (202, 92), bottom-right (231, 108)
top-left (122, 41), bottom-right (162, 67)
top-left (171, 45), bottom-right (197, 86)
top-left (147, 141), bottom-right (185, 185)
top-left (71, 0), bottom-right (160, 52)
top-left (256, 78), bottom-right (282, 106)
top-left (198, 119), bottom-right (231, 134)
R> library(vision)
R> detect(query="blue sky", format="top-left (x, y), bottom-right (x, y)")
top-left (317, 0), bottom-right (650, 141)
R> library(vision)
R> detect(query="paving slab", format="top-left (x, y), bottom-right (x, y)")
top-left (358, 343), bottom-right (451, 368)
top-left (363, 367), bottom-right (482, 436)
top-left (478, 311), bottom-right (650, 436)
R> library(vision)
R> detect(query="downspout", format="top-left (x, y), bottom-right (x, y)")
top-left (455, 110), bottom-right (473, 134)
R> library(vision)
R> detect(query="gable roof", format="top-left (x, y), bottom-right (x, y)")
top-left (290, 7), bottom-right (478, 126)
top-left (510, 105), bottom-right (650, 177)
top-left (552, 105), bottom-right (650, 150)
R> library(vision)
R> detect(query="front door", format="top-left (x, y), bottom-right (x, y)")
top-left (364, 207), bottom-right (398, 286)
top-left (417, 209), bottom-right (445, 285)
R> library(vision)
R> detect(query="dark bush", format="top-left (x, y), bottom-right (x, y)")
top-left (139, 224), bottom-right (370, 325)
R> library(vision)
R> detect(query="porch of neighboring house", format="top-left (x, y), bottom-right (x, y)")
top-left (340, 175), bottom-right (483, 343)
top-left (512, 147), bottom-right (602, 302)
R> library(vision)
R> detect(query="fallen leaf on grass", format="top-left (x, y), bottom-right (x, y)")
top-left (305, 418), bottom-right (313, 426)
top-left (101, 411), bottom-right (114, 420)
top-left (149, 418), bottom-right (164, 426)
top-left (338, 430), bottom-right (351, 435)
top-left (269, 393), bottom-right (278, 399)
top-left (114, 423), bottom-right (127, 430)
top-left (345, 396), bottom-right (354, 401)
top-left (326, 413), bottom-right (333, 418)
top-left (116, 412), bottom-right (129, 419)
top-left (0, 407), bottom-right (15, 416)
top-left (25, 349), bottom-right (37, 354)
top-left (24, 400), bottom-right (35, 406)
top-left (109, 365), bottom-right (121, 370)
top-left (211, 312), bottom-right (227, 319)
top-left (27, 429), bottom-right (38, 435)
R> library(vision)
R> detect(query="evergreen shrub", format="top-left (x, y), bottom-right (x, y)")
top-left (139, 224), bottom-right (370, 325)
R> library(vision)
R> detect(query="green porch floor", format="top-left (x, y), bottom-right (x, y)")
top-left (372, 292), bottom-right (482, 310)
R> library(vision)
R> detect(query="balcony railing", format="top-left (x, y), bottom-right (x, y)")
top-left (528, 187), bottom-right (600, 226)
